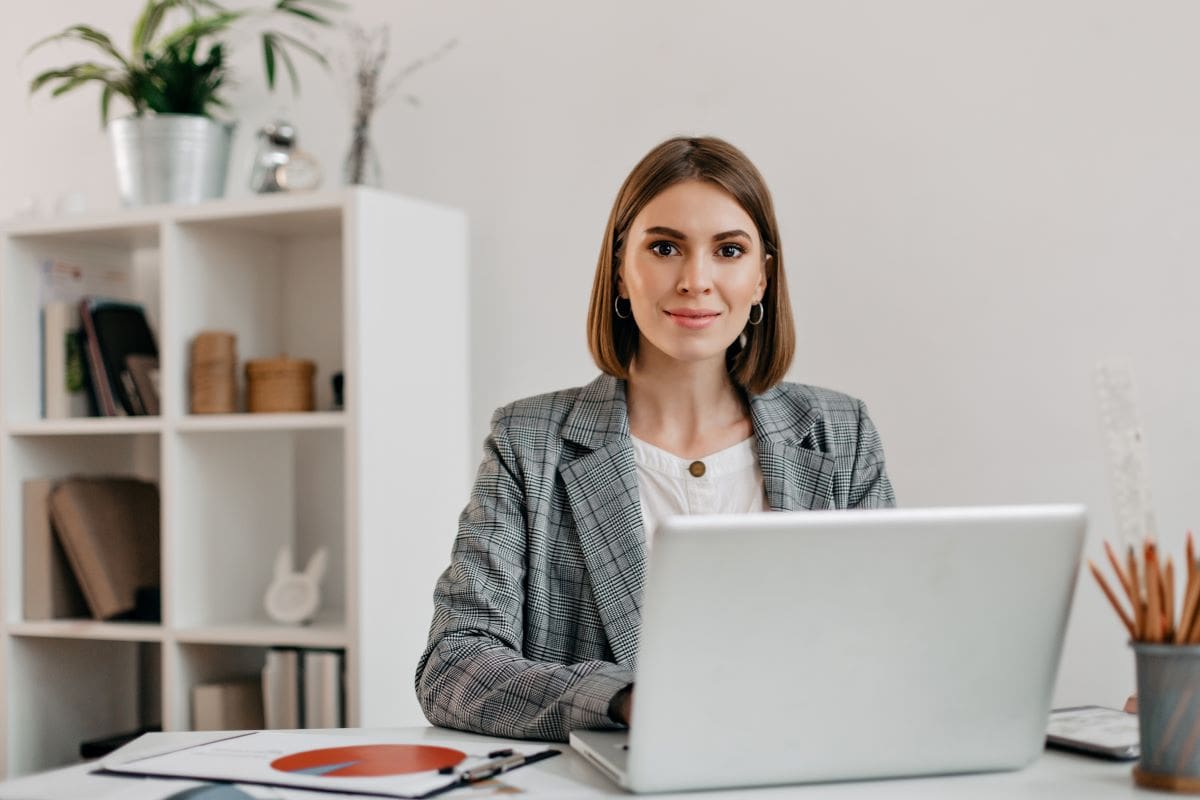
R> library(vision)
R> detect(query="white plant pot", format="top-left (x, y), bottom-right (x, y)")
top-left (109, 113), bottom-right (234, 206)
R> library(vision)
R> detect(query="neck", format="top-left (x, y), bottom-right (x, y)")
top-left (625, 346), bottom-right (748, 451)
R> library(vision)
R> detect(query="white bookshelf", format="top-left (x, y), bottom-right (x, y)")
top-left (0, 188), bottom-right (470, 777)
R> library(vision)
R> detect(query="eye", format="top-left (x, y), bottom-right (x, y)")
top-left (650, 241), bottom-right (679, 257)
top-left (717, 243), bottom-right (745, 259)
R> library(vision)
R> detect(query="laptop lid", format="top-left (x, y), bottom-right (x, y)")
top-left (616, 504), bottom-right (1085, 793)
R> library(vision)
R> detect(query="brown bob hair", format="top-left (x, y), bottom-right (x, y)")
top-left (586, 136), bottom-right (795, 395)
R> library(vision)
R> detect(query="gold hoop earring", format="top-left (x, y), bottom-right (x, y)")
top-left (615, 296), bottom-right (632, 320)
top-left (749, 302), bottom-right (764, 326)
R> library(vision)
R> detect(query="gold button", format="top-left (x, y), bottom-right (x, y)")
top-left (688, 460), bottom-right (706, 478)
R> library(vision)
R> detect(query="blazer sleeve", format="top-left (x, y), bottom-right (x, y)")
top-left (847, 400), bottom-right (896, 509)
top-left (415, 410), bottom-right (636, 742)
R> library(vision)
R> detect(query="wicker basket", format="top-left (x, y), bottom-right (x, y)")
top-left (190, 331), bottom-right (237, 414)
top-left (245, 357), bottom-right (316, 413)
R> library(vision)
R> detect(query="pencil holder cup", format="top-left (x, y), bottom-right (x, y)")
top-left (1133, 643), bottom-right (1200, 792)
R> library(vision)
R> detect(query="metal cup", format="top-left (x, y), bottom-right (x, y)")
top-left (1133, 642), bottom-right (1200, 788)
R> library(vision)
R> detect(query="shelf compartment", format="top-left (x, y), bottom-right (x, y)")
top-left (167, 428), bottom-right (344, 630)
top-left (6, 637), bottom-right (160, 774)
top-left (7, 620), bottom-right (164, 642)
top-left (0, 433), bottom-right (161, 628)
top-left (1, 226), bottom-right (161, 425)
top-left (170, 642), bottom-right (273, 731)
top-left (166, 212), bottom-right (343, 418)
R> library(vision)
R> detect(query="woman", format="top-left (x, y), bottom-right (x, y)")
top-left (416, 136), bottom-right (895, 742)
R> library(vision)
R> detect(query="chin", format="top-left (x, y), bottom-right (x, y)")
top-left (645, 331), bottom-right (737, 365)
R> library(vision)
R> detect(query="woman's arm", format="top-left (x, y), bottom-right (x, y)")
top-left (415, 411), bottom-right (634, 742)
top-left (847, 400), bottom-right (896, 509)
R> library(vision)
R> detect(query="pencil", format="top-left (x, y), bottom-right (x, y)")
top-left (1165, 557), bottom-right (1175, 642)
top-left (1188, 592), bottom-right (1200, 644)
top-left (1129, 545), bottom-right (1144, 640)
top-left (1089, 560), bottom-right (1137, 639)
top-left (1105, 540), bottom-right (1136, 607)
top-left (1147, 542), bottom-right (1163, 643)
top-left (1179, 561), bottom-right (1200, 646)
top-left (1187, 574), bottom-right (1200, 644)
top-left (1188, 530), bottom-right (1195, 574)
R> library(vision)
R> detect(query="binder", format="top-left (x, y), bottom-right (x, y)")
top-left (262, 648), bottom-right (301, 729)
top-left (303, 649), bottom-right (344, 728)
top-left (22, 479), bottom-right (88, 620)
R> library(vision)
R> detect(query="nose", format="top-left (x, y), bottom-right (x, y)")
top-left (677, 252), bottom-right (713, 295)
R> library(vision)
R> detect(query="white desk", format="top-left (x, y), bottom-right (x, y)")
top-left (0, 726), bottom-right (1153, 799)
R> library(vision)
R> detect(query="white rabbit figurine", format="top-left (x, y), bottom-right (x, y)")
top-left (264, 545), bottom-right (328, 625)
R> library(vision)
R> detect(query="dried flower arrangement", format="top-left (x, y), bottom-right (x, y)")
top-left (341, 24), bottom-right (456, 185)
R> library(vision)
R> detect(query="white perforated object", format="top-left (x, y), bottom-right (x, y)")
top-left (1093, 360), bottom-right (1156, 550)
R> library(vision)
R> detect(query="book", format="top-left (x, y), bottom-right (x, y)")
top-left (192, 678), bottom-right (265, 731)
top-left (78, 300), bottom-right (122, 416)
top-left (74, 329), bottom-right (100, 417)
top-left (79, 299), bottom-right (160, 416)
top-left (22, 479), bottom-right (89, 620)
top-left (262, 648), bottom-right (301, 729)
top-left (41, 302), bottom-right (89, 419)
top-left (125, 354), bottom-right (161, 416)
top-left (303, 649), bottom-right (344, 728)
top-left (47, 477), bottom-right (160, 620)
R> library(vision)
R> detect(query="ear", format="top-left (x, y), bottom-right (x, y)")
top-left (754, 256), bottom-right (769, 303)
top-left (304, 546), bottom-right (329, 583)
top-left (274, 546), bottom-right (293, 579)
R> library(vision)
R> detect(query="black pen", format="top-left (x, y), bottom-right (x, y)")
top-left (424, 749), bottom-right (561, 797)
top-left (459, 749), bottom-right (560, 784)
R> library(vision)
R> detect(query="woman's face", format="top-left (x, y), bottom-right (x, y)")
top-left (618, 179), bottom-right (767, 369)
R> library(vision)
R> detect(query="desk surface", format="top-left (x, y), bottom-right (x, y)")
top-left (0, 726), bottom-right (1154, 799)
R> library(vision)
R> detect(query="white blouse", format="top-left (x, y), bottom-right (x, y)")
top-left (630, 434), bottom-right (769, 551)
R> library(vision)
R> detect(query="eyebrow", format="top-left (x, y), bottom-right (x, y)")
top-left (643, 226), bottom-right (752, 242)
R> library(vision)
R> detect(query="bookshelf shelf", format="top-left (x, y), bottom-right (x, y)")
top-left (0, 188), bottom-right (469, 777)
top-left (7, 418), bottom-right (164, 436)
top-left (174, 620), bottom-right (349, 649)
top-left (175, 411), bottom-right (345, 433)
top-left (6, 620), bottom-right (165, 642)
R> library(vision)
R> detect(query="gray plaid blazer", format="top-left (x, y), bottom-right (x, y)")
top-left (415, 373), bottom-right (894, 742)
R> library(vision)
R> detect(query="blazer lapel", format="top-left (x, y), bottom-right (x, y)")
top-left (750, 386), bottom-right (837, 512)
top-left (559, 375), bottom-right (646, 669)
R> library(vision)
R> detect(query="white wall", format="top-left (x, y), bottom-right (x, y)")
top-left (6, 0), bottom-right (1199, 711)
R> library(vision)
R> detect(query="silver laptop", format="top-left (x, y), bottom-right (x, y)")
top-left (570, 504), bottom-right (1086, 793)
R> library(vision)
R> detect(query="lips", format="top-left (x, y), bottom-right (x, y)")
top-left (665, 308), bottom-right (720, 330)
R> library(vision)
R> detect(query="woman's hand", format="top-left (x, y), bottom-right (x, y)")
top-left (609, 685), bottom-right (635, 726)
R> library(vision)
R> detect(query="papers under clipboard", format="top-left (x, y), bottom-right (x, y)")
top-left (100, 731), bottom-right (561, 799)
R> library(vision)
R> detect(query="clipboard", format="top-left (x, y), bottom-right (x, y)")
top-left (99, 730), bottom-right (560, 798)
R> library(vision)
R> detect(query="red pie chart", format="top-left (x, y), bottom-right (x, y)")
top-left (271, 744), bottom-right (466, 777)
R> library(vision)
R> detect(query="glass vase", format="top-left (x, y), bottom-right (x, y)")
top-left (343, 122), bottom-right (382, 187)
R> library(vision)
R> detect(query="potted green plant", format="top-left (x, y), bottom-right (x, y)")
top-left (28, 0), bottom-right (343, 206)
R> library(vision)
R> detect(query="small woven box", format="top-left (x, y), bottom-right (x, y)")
top-left (245, 357), bottom-right (316, 413)
top-left (190, 331), bottom-right (237, 414)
